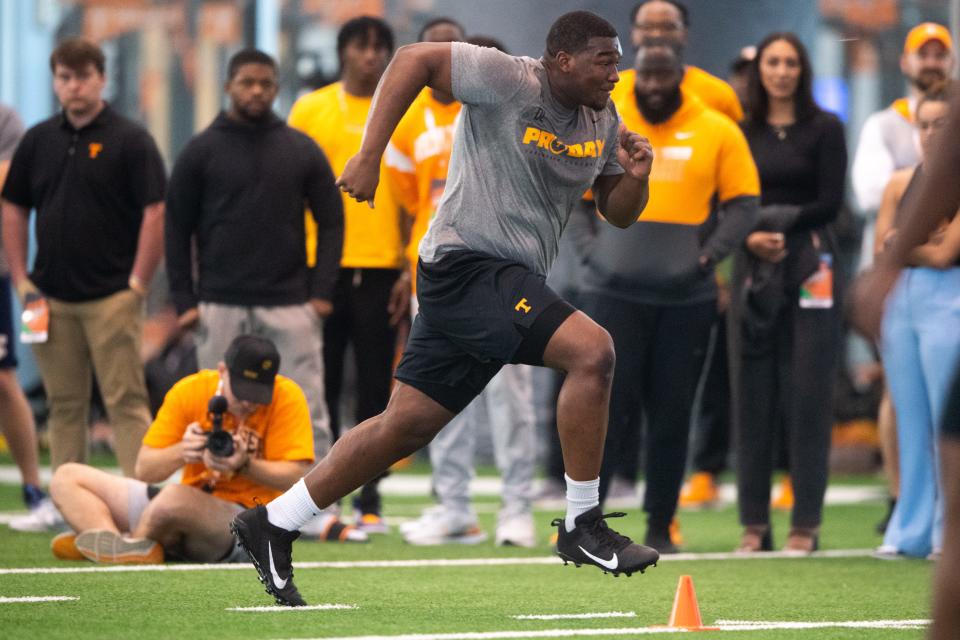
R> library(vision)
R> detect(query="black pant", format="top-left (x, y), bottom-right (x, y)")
top-left (583, 293), bottom-right (716, 529)
top-left (736, 303), bottom-right (840, 528)
top-left (324, 267), bottom-right (401, 513)
top-left (690, 318), bottom-right (731, 475)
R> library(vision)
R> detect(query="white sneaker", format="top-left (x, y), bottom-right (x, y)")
top-left (400, 505), bottom-right (446, 535)
top-left (495, 512), bottom-right (536, 548)
top-left (872, 544), bottom-right (902, 560)
top-left (299, 511), bottom-right (368, 543)
top-left (9, 498), bottom-right (66, 533)
top-left (402, 507), bottom-right (487, 546)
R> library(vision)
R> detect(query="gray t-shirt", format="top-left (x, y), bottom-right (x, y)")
top-left (418, 42), bottom-right (623, 276)
top-left (0, 103), bottom-right (25, 276)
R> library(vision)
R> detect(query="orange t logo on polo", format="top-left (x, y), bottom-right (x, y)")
top-left (88, 143), bottom-right (103, 159)
top-left (515, 298), bottom-right (532, 314)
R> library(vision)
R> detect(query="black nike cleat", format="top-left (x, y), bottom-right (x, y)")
top-left (230, 505), bottom-right (306, 606)
top-left (551, 507), bottom-right (659, 577)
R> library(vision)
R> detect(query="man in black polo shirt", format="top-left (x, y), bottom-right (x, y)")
top-left (0, 38), bottom-right (166, 496)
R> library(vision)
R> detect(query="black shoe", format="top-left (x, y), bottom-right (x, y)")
top-left (551, 507), bottom-right (659, 577)
top-left (644, 525), bottom-right (680, 555)
top-left (230, 505), bottom-right (306, 606)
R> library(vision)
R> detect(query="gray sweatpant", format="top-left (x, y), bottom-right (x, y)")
top-left (429, 364), bottom-right (535, 522)
top-left (196, 302), bottom-right (332, 457)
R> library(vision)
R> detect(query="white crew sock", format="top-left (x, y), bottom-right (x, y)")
top-left (564, 474), bottom-right (599, 532)
top-left (266, 478), bottom-right (323, 531)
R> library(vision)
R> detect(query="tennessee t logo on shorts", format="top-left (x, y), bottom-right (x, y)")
top-left (515, 298), bottom-right (532, 314)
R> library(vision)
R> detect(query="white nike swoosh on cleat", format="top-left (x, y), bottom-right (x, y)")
top-left (578, 545), bottom-right (619, 570)
top-left (268, 541), bottom-right (288, 589)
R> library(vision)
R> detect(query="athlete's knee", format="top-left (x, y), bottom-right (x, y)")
top-left (574, 326), bottom-right (616, 383)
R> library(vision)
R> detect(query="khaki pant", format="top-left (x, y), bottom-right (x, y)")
top-left (32, 289), bottom-right (150, 476)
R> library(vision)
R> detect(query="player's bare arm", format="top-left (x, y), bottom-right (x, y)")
top-left (592, 124), bottom-right (653, 228)
top-left (337, 42), bottom-right (453, 204)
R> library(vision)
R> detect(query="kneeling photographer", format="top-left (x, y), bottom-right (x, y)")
top-left (47, 335), bottom-right (316, 564)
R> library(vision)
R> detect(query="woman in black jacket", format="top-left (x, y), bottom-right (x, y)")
top-left (733, 32), bottom-right (847, 554)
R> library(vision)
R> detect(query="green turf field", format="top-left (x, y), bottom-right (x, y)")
top-left (0, 466), bottom-right (934, 640)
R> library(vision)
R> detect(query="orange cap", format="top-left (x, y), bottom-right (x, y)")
top-left (904, 23), bottom-right (953, 54)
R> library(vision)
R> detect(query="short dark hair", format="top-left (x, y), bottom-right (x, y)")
top-left (50, 38), bottom-right (105, 75)
top-left (227, 49), bottom-right (277, 81)
top-left (746, 32), bottom-right (819, 124)
top-left (630, 0), bottom-right (690, 27)
top-left (418, 17), bottom-right (465, 43)
top-left (466, 35), bottom-right (508, 54)
top-left (545, 11), bottom-right (618, 58)
top-left (337, 16), bottom-right (394, 63)
top-left (730, 56), bottom-right (752, 75)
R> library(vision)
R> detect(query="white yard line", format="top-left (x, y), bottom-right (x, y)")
top-left (273, 619), bottom-right (930, 640)
top-left (512, 612), bottom-right (636, 620)
top-left (0, 467), bottom-right (885, 503)
top-left (0, 548), bottom-right (877, 576)
top-left (0, 596), bottom-right (78, 603)
top-left (227, 604), bottom-right (357, 612)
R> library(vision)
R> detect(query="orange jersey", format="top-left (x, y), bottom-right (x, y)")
top-left (613, 88), bottom-right (759, 225)
top-left (384, 90), bottom-right (461, 276)
top-left (142, 370), bottom-right (314, 508)
top-left (289, 82), bottom-right (405, 269)
top-left (615, 65), bottom-right (744, 123)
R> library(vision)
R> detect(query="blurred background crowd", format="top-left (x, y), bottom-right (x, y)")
top-left (0, 0), bottom-right (957, 561)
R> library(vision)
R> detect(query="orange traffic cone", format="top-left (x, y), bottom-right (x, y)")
top-left (661, 575), bottom-right (719, 631)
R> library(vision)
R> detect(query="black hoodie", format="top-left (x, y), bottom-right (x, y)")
top-left (165, 111), bottom-right (343, 314)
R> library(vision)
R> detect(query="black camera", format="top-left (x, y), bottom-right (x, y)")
top-left (205, 395), bottom-right (234, 458)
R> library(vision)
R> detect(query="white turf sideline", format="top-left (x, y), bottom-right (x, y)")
top-left (0, 549), bottom-right (877, 576)
top-left (274, 620), bottom-right (930, 640)
top-left (0, 465), bottom-right (884, 505)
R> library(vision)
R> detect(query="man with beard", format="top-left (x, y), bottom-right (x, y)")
top-left (616, 0), bottom-right (742, 123)
top-left (572, 44), bottom-right (759, 552)
top-left (849, 23), bottom-right (954, 536)
top-left (289, 17), bottom-right (409, 533)
top-left (165, 50), bottom-right (360, 543)
top-left (852, 23), bottom-right (954, 250)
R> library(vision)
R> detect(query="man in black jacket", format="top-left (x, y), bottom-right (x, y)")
top-left (165, 50), bottom-right (358, 542)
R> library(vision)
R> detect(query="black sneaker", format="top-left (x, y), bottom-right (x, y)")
top-left (551, 507), bottom-right (659, 577)
top-left (644, 525), bottom-right (681, 555)
top-left (230, 505), bottom-right (306, 606)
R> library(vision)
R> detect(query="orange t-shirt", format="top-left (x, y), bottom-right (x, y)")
top-left (615, 65), bottom-right (744, 123)
top-left (142, 370), bottom-right (314, 508)
top-left (289, 82), bottom-right (405, 269)
top-left (612, 88), bottom-right (759, 225)
top-left (384, 89), bottom-right (461, 283)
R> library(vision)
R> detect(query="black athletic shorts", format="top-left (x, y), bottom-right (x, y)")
top-left (395, 250), bottom-right (575, 413)
top-left (943, 361), bottom-right (960, 439)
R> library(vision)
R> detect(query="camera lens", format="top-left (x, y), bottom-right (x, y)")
top-left (206, 430), bottom-right (235, 458)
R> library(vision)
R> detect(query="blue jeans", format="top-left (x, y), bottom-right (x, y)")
top-left (881, 267), bottom-right (960, 556)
